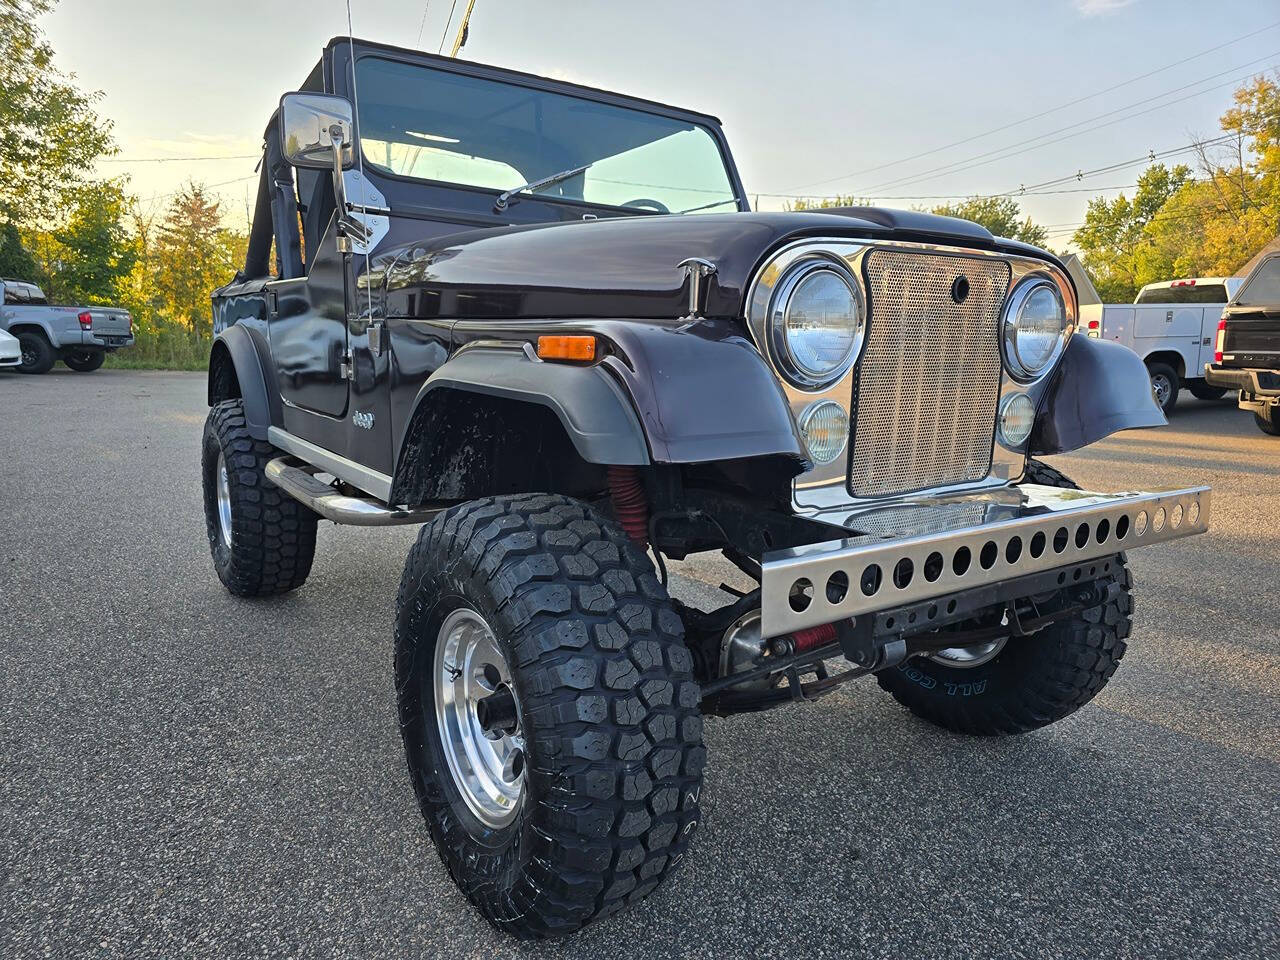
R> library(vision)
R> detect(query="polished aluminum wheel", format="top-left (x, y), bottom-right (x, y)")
top-left (433, 607), bottom-right (525, 828)
top-left (929, 637), bottom-right (1007, 669)
top-left (215, 451), bottom-right (233, 549)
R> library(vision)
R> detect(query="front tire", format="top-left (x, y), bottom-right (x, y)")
top-left (200, 399), bottom-right (318, 596)
top-left (63, 350), bottom-right (105, 372)
top-left (16, 330), bottom-right (55, 374)
top-left (875, 459), bottom-right (1133, 735)
top-left (395, 494), bottom-right (704, 939)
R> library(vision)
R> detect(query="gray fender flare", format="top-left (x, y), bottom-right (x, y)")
top-left (1031, 335), bottom-right (1167, 455)
top-left (209, 324), bottom-right (275, 440)
top-left (395, 345), bottom-right (649, 474)
top-left (7, 317), bottom-right (60, 348)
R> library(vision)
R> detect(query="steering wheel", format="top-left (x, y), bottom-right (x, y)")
top-left (621, 197), bottom-right (670, 214)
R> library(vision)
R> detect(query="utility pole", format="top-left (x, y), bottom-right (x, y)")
top-left (449, 0), bottom-right (476, 57)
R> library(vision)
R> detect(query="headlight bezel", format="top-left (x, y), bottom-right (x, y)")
top-left (1002, 275), bottom-right (1069, 382)
top-left (766, 257), bottom-right (865, 391)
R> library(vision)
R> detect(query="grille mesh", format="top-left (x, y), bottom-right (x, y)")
top-left (848, 250), bottom-right (1009, 498)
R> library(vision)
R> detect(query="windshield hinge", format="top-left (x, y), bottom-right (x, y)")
top-left (677, 258), bottom-right (717, 317)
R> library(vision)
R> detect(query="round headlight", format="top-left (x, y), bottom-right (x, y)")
top-left (1003, 279), bottom-right (1068, 380)
top-left (771, 262), bottom-right (863, 388)
top-left (998, 392), bottom-right (1035, 446)
top-left (797, 400), bottom-right (849, 465)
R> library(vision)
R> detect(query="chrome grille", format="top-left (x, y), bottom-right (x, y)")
top-left (848, 250), bottom-right (1009, 498)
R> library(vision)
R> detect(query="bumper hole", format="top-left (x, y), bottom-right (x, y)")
top-left (1072, 568), bottom-right (1082, 581)
top-left (952, 546), bottom-right (971, 576)
top-left (1005, 536), bottom-right (1023, 563)
top-left (927, 603), bottom-right (938, 619)
top-left (1030, 531), bottom-right (1046, 557)
top-left (1053, 527), bottom-right (1068, 553)
top-left (946, 599), bottom-right (957, 614)
top-left (860, 564), bottom-right (882, 596)
top-left (826, 570), bottom-right (849, 604)
top-left (1116, 515), bottom-right (1130, 539)
top-left (979, 541), bottom-right (998, 569)
top-left (788, 578), bottom-right (813, 612)
top-left (923, 551), bottom-right (943, 582)
top-left (1096, 518), bottom-right (1110, 544)
top-left (893, 557), bottom-right (914, 589)
top-left (1075, 523), bottom-right (1090, 549)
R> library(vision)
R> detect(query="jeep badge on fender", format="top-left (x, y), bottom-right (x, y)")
top-left (199, 36), bottom-right (1209, 940)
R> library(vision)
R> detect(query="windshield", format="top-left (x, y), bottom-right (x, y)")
top-left (353, 57), bottom-right (739, 215)
top-left (1135, 283), bottom-right (1228, 304)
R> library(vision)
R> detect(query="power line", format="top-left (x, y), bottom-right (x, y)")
top-left (789, 19), bottom-right (1280, 191)
top-left (438, 0), bottom-right (459, 54)
top-left (859, 60), bottom-right (1276, 194)
top-left (99, 154), bottom-right (258, 163)
top-left (415, 1), bottom-right (431, 48)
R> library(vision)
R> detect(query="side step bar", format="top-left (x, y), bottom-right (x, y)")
top-left (265, 457), bottom-right (442, 526)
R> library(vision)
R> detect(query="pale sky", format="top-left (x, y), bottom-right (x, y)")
top-left (41, 0), bottom-right (1280, 248)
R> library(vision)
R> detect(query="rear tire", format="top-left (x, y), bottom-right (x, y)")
top-left (63, 350), bottom-right (105, 372)
top-left (875, 459), bottom-right (1133, 735)
top-left (395, 494), bottom-right (704, 939)
top-left (1188, 382), bottom-right (1226, 401)
top-left (1255, 407), bottom-right (1280, 436)
top-left (201, 399), bottom-right (318, 596)
top-left (16, 331), bottom-right (55, 374)
top-left (1147, 362), bottom-right (1179, 415)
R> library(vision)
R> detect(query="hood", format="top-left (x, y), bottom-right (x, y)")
top-left (380, 209), bottom-right (1062, 321)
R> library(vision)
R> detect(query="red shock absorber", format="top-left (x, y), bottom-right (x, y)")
top-left (790, 622), bottom-right (837, 653)
top-left (607, 466), bottom-right (649, 546)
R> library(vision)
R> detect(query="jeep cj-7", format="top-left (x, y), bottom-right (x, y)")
top-left (201, 38), bottom-right (1209, 939)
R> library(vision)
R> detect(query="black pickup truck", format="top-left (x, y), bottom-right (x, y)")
top-left (201, 37), bottom-right (1210, 939)
top-left (1205, 252), bottom-right (1280, 435)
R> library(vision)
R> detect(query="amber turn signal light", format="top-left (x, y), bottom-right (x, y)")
top-left (536, 335), bottom-right (596, 362)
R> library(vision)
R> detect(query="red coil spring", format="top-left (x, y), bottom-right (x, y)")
top-left (791, 622), bottom-right (837, 653)
top-left (607, 466), bottom-right (649, 546)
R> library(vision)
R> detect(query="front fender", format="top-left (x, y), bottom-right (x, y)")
top-left (1031, 335), bottom-right (1166, 456)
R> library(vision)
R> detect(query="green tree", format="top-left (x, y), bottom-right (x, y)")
top-left (0, 221), bottom-right (42, 281)
top-left (1072, 163), bottom-right (1191, 302)
top-left (41, 180), bottom-right (137, 304)
top-left (927, 195), bottom-right (1049, 247)
top-left (0, 0), bottom-right (116, 226)
top-left (787, 194), bottom-right (866, 211)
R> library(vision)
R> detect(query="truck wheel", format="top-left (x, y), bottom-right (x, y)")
top-left (875, 459), bottom-right (1132, 735)
top-left (1188, 382), bottom-right (1226, 401)
top-left (1255, 408), bottom-right (1280, 436)
top-left (1147, 361), bottom-right (1179, 414)
top-left (200, 399), bottom-right (318, 596)
top-left (16, 330), bottom-right (55, 374)
top-left (63, 350), bottom-right (105, 372)
top-left (395, 494), bottom-right (704, 939)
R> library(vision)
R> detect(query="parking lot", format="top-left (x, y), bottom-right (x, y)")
top-left (1, 368), bottom-right (1276, 959)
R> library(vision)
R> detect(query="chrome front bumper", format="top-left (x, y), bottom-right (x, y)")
top-left (761, 483), bottom-right (1210, 638)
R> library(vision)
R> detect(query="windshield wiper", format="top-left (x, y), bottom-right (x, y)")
top-left (675, 198), bottom-right (740, 215)
top-left (494, 163), bottom-right (592, 212)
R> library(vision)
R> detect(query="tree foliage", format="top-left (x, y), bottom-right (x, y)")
top-left (0, 0), bottom-right (116, 226)
top-left (0, 221), bottom-right (42, 281)
top-left (927, 195), bottom-right (1049, 247)
top-left (38, 180), bottom-right (138, 304)
top-left (1075, 74), bottom-right (1280, 302)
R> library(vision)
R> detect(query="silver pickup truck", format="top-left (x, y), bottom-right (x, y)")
top-left (1, 278), bottom-right (134, 374)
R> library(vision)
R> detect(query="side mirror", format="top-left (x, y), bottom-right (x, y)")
top-left (279, 92), bottom-right (355, 169)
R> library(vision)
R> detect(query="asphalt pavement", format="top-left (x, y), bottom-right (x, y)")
top-left (1, 369), bottom-right (1276, 959)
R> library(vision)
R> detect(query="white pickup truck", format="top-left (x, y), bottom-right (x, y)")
top-left (0, 278), bottom-right (134, 374)
top-left (1079, 276), bottom-right (1243, 414)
